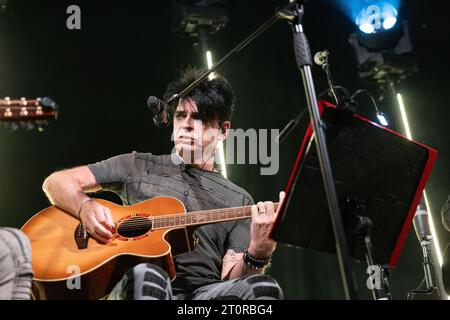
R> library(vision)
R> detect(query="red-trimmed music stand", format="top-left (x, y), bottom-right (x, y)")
top-left (271, 100), bottom-right (437, 272)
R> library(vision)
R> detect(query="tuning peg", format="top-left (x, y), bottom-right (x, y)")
top-left (40, 97), bottom-right (57, 110)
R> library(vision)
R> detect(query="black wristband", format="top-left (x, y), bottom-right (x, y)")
top-left (243, 249), bottom-right (272, 269)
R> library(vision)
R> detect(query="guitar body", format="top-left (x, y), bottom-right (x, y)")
top-left (21, 196), bottom-right (191, 300)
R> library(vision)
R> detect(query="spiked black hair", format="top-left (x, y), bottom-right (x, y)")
top-left (163, 67), bottom-right (235, 126)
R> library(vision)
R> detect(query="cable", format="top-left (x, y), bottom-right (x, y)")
top-left (407, 276), bottom-right (434, 300)
top-left (276, 107), bottom-right (308, 144)
top-left (317, 86), bottom-right (351, 105)
top-left (317, 88), bottom-right (336, 103)
top-left (333, 86), bottom-right (351, 98)
top-left (322, 63), bottom-right (339, 105)
top-left (351, 89), bottom-right (380, 114)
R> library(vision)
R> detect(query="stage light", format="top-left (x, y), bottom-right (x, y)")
top-left (396, 93), bottom-right (412, 140)
top-left (350, 1), bottom-right (406, 55)
top-left (347, 2), bottom-right (417, 82)
top-left (383, 16), bottom-right (397, 30)
top-left (206, 51), bottom-right (213, 68)
top-left (171, 0), bottom-right (228, 37)
top-left (396, 93), bottom-right (445, 282)
top-left (355, 2), bottom-right (398, 34)
top-left (359, 23), bottom-right (375, 34)
top-left (423, 191), bottom-right (443, 267)
top-left (349, 20), bottom-right (416, 82)
top-left (205, 50), bottom-right (215, 80)
top-left (376, 112), bottom-right (388, 126)
top-left (204, 50), bottom-right (227, 178)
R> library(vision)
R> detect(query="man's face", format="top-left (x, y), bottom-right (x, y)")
top-left (172, 98), bottom-right (229, 164)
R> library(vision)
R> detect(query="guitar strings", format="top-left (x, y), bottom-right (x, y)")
top-left (115, 210), bottom-right (251, 227)
top-left (111, 210), bottom-right (254, 237)
top-left (116, 216), bottom-right (251, 231)
top-left (112, 207), bottom-right (253, 231)
top-left (116, 212), bottom-right (250, 227)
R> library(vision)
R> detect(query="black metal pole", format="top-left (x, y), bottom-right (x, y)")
top-left (286, 2), bottom-right (357, 300)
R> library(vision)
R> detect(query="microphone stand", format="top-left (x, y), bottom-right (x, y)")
top-left (344, 196), bottom-right (392, 300)
top-left (358, 216), bottom-right (392, 300)
top-left (409, 198), bottom-right (447, 299)
top-left (385, 78), bottom-right (447, 300)
top-left (168, 0), bottom-right (357, 299)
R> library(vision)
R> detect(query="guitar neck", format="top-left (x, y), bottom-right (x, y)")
top-left (0, 97), bottom-right (58, 124)
top-left (152, 202), bottom-right (279, 229)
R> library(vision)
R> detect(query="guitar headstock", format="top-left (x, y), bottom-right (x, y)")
top-left (0, 97), bottom-right (58, 131)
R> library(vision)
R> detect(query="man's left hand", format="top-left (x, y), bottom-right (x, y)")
top-left (248, 191), bottom-right (286, 259)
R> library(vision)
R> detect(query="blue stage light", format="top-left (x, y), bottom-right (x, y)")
top-left (332, 1), bottom-right (401, 33)
top-left (356, 2), bottom-right (398, 34)
top-left (383, 16), bottom-right (397, 30)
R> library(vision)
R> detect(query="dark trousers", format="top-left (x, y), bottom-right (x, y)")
top-left (0, 228), bottom-right (33, 300)
top-left (108, 263), bottom-right (283, 300)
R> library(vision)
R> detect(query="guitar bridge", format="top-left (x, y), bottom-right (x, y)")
top-left (74, 222), bottom-right (89, 249)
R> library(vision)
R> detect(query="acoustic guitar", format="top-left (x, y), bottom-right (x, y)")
top-left (21, 196), bottom-right (278, 300)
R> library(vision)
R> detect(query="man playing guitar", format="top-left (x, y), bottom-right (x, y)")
top-left (42, 68), bottom-right (284, 300)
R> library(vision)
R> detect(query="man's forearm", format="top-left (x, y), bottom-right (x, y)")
top-left (239, 259), bottom-right (266, 276)
top-left (224, 255), bottom-right (266, 281)
top-left (42, 171), bottom-right (95, 217)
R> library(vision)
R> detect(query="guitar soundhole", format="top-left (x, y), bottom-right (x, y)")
top-left (117, 217), bottom-right (152, 238)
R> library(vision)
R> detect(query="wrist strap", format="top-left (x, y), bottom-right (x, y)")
top-left (77, 198), bottom-right (94, 219)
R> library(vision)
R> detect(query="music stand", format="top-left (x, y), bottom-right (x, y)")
top-left (271, 100), bottom-right (437, 297)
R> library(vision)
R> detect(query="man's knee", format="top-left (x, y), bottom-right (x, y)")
top-left (132, 263), bottom-right (169, 282)
top-left (244, 274), bottom-right (283, 300)
top-left (0, 228), bottom-right (33, 300)
top-left (118, 263), bottom-right (172, 300)
top-left (0, 228), bottom-right (32, 262)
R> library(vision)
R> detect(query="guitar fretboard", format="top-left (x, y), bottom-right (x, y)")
top-left (152, 203), bottom-right (279, 229)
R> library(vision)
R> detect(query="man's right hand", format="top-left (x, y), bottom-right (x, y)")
top-left (79, 201), bottom-right (115, 243)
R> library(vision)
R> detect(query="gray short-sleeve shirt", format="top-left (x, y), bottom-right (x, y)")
top-left (87, 152), bottom-right (254, 292)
